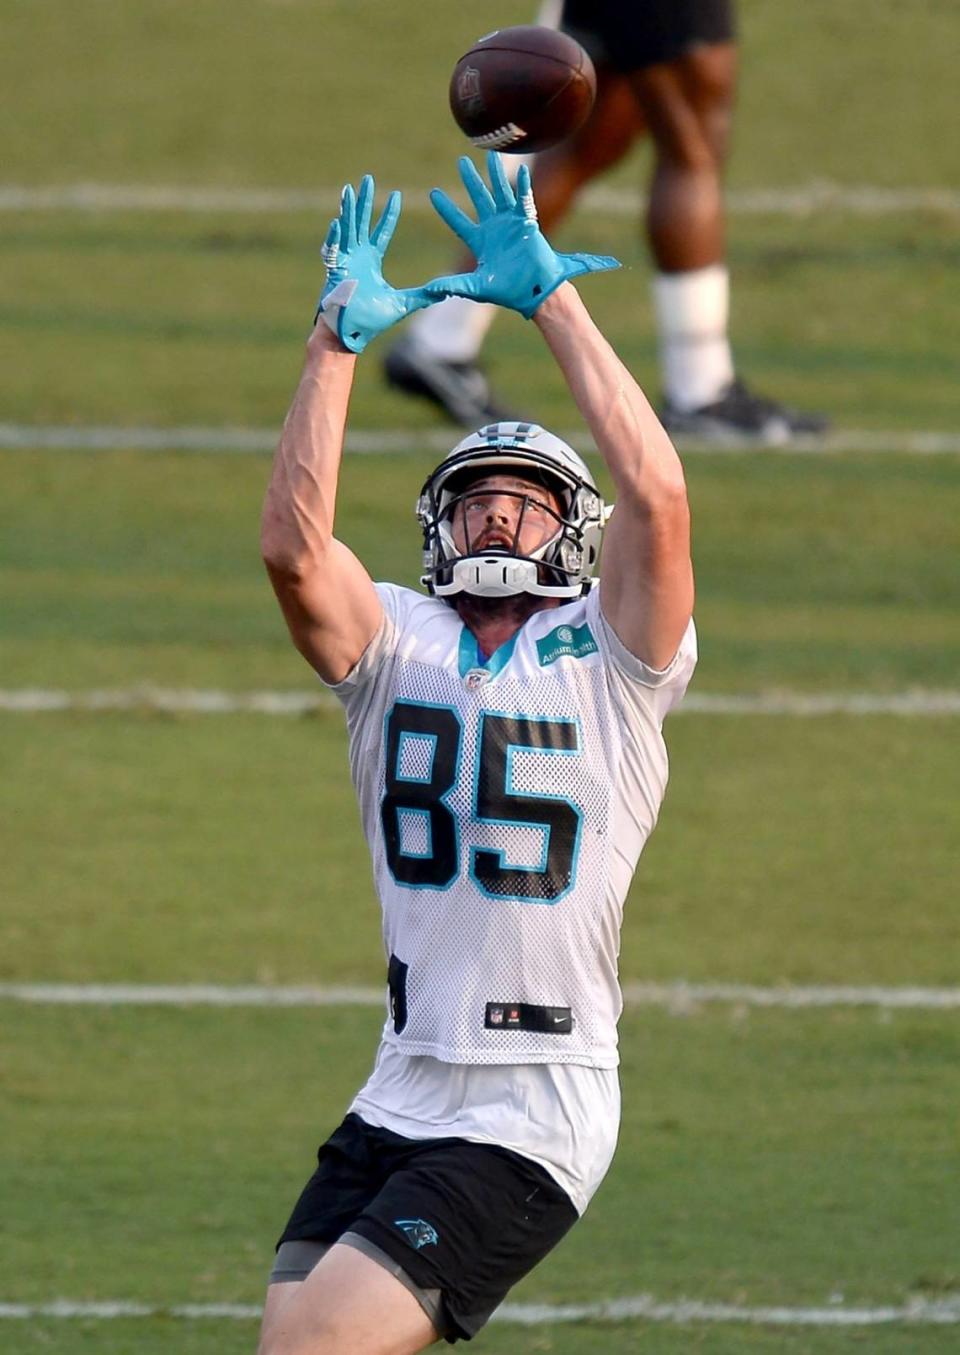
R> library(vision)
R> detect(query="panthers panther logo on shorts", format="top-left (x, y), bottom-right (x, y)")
top-left (394, 1217), bottom-right (440, 1249)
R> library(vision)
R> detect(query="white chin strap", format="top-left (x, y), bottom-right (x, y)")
top-left (434, 554), bottom-right (577, 599)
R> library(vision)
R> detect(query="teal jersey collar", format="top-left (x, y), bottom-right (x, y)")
top-left (458, 625), bottom-right (520, 678)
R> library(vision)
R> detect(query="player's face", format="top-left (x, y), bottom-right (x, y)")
top-left (450, 474), bottom-right (563, 556)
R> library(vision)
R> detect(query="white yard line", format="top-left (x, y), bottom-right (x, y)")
top-left (1, 182), bottom-right (958, 216)
top-left (0, 983), bottom-right (384, 1007)
top-left (2, 688), bottom-right (959, 716)
top-left (0, 424), bottom-right (465, 455)
top-left (2, 1294), bottom-right (960, 1326)
top-left (496, 1293), bottom-right (960, 1327)
top-left (679, 691), bottom-right (960, 716)
top-left (0, 687), bottom-right (339, 714)
top-left (2, 423), bottom-right (960, 455)
top-left (620, 983), bottom-right (960, 1011)
top-left (3, 982), bottom-right (959, 1010)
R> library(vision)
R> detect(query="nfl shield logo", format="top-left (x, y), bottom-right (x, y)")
top-left (490, 1006), bottom-right (504, 1025)
top-left (458, 66), bottom-right (484, 114)
top-left (464, 667), bottom-right (491, 691)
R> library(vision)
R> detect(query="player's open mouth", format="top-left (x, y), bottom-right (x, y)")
top-left (476, 533), bottom-right (513, 551)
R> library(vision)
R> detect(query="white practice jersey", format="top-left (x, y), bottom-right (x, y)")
top-left (330, 583), bottom-right (696, 1070)
top-left (350, 1043), bottom-right (621, 1215)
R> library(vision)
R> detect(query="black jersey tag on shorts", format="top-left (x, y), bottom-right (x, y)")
top-left (484, 1002), bottom-right (572, 1034)
top-left (388, 954), bottom-right (408, 1034)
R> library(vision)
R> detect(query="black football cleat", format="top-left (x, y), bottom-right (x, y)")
top-left (384, 334), bottom-right (522, 427)
top-left (660, 379), bottom-right (829, 446)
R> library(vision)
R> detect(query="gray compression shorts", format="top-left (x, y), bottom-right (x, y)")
top-left (269, 1233), bottom-right (443, 1333)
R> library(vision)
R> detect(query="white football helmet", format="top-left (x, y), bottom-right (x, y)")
top-left (417, 422), bottom-right (608, 600)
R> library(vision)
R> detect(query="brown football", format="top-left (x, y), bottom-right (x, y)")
top-left (449, 25), bottom-right (596, 155)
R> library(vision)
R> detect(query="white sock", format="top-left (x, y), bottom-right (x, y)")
top-left (408, 296), bottom-right (498, 364)
top-left (652, 265), bottom-right (735, 411)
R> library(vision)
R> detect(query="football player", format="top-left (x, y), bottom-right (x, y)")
top-left (257, 153), bottom-right (696, 1353)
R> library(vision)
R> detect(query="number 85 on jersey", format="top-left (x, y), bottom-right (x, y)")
top-left (380, 701), bottom-right (583, 903)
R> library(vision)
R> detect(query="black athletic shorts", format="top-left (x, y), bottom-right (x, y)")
top-left (276, 1112), bottom-right (579, 1342)
top-left (561, 0), bottom-right (736, 73)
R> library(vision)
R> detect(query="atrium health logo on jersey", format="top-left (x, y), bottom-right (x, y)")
top-left (536, 621), bottom-right (598, 668)
top-left (395, 1218), bottom-right (440, 1249)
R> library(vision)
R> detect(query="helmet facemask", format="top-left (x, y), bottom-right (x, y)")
top-left (417, 424), bottom-right (607, 601)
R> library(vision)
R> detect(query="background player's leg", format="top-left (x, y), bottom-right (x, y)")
top-left (633, 43), bottom-right (736, 273)
top-left (257, 1243), bottom-right (438, 1355)
top-left (632, 44), bottom-right (737, 414)
top-left (528, 72), bottom-right (645, 233)
top-left (636, 43), bottom-right (827, 438)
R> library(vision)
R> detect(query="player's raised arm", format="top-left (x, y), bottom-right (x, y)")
top-left (425, 152), bottom-right (692, 669)
top-left (532, 284), bottom-right (693, 670)
top-left (261, 176), bottom-right (435, 684)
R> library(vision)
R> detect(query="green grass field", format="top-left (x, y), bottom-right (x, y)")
top-left (2, 0), bottom-right (959, 1349)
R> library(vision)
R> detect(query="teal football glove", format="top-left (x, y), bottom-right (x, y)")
top-left (425, 152), bottom-right (620, 319)
top-left (316, 176), bottom-right (434, 353)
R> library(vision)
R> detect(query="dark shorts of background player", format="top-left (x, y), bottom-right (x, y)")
top-left (274, 1112), bottom-right (579, 1343)
top-left (561, 0), bottom-right (736, 74)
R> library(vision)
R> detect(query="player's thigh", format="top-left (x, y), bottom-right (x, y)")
top-left (631, 43), bottom-right (737, 167)
top-left (258, 1281), bottom-right (302, 1355)
top-left (677, 42), bottom-right (737, 160)
top-left (258, 1244), bottom-right (438, 1355)
top-left (535, 70), bottom-right (644, 185)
